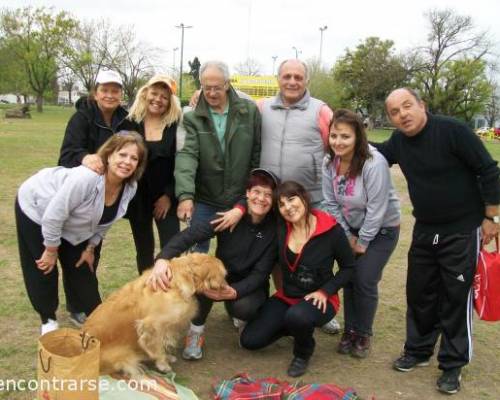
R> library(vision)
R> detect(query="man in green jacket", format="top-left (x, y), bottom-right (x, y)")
top-left (175, 60), bottom-right (261, 252)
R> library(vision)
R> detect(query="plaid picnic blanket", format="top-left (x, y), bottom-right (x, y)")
top-left (212, 373), bottom-right (360, 400)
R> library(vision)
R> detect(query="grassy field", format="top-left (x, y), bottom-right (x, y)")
top-left (0, 105), bottom-right (499, 399)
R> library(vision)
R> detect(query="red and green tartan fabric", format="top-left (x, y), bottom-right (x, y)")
top-left (212, 373), bottom-right (361, 400)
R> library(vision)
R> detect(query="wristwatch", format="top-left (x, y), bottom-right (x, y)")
top-left (485, 215), bottom-right (500, 223)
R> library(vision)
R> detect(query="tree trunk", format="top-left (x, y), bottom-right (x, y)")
top-left (36, 94), bottom-right (43, 112)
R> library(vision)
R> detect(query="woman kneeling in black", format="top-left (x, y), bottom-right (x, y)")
top-left (240, 181), bottom-right (355, 377)
top-left (147, 168), bottom-right (279, 360)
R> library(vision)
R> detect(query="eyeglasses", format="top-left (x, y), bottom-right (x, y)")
top-left (202, 84), bottom-right (226, 94)
top-left (249, 188), bottom-right (273, 200)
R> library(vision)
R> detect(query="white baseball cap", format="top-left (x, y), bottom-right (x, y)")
top-left (95, 70), bottom-right (123, 87)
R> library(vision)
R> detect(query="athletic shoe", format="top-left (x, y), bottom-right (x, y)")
top-left (393, 353), bottom-right (430, 372)
top-left (321, 317), bottom-right (341, 335)
top-left (41, 319), bottom-right (59, 336)
top-left (69, 312), bottom-right (87, 328)
top-left (182, 331), bottom-right (204, 360)
top-left (437, 367), bottom-right (461, 394)
top-left (287, 356), bottom-right (309, 377)
top-left (337, 330), bottom-right (356, 354)
top-left (232, 318), bottom-right (245, 330)
top-left (351, 334), bottom-right (371, 358)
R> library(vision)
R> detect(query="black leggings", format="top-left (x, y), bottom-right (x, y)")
top-left (192, 287), bottom-right (268, 326)
top-left (240, 296), bottom-right (334, 359)
top-left (129, 213), bottom-right (180, 274)
top-left (15, 200), bottom-right (102, 323)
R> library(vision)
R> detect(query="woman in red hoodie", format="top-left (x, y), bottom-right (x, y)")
top-left (240, 180), bottom-right (355, 377)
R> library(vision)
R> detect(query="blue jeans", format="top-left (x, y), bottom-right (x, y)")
top-left (191, 202), bottom-right (225, 253)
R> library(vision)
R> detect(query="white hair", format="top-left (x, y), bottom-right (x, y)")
top-left (200, 61), bottom-right (230, 82)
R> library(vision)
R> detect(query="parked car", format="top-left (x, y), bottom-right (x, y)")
top-left (475, 126), bottom-right (491, 135)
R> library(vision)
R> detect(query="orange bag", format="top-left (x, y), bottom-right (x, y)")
top-left (474, 237), bottom-right (500, 321)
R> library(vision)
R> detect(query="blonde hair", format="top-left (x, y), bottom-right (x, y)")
top-left (97, 131), bottom-right (147, 183)
top-left (128, 74), bottom-right (182, 128)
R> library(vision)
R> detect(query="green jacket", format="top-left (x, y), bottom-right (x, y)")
top-left (175, 86), bottom-right (261, 208)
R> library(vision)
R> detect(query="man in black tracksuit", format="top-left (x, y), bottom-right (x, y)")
top-left (374, 88), bottom-right (500, 395)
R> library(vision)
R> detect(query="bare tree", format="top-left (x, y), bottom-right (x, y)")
top-left (415, 8), bottom-right (492, 113)
top-left (64, 19), bottom-right (114, 92)
top-left (102, 25), bottom-right (158, 104)
top-left (485, 80), bottom-right (500, 127)
top-left (234, 57), bottom-right (262, 76)
top-left (59, 67), bottom-right (78, 104)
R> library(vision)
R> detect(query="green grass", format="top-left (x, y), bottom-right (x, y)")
top-left (368, 128), bottom-right (500, 159)
top-left (0, 107), bottom-right (499, 400)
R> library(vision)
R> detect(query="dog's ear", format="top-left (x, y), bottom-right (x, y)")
top-left (203, 258), bottom-right (228, 291)
top-left (173, 268), bottom-right (196, 300)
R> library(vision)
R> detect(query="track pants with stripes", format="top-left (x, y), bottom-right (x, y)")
top-left (404, 225), bottom-right (479, 371)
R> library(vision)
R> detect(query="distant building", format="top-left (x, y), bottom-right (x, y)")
top-left (473, 115), bottom-right (500, 129)
top-left (230, 75), bottom-right (279, 100)
top-left (57, 86), bottom-right (82, 106)
top-left (0, 94), bottom-right (19, 104)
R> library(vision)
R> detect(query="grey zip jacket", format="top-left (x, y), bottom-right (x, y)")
top-left (17, 166), bottom-right (137, 247)
top-left (322, 146), bottom-right (400, 247)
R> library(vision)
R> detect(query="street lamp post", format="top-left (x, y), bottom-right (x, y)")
top-left (319, 25), bottom-right (328, 64)
top-left (292, 46), bottom-right (301, 59)
top-left (272, 55), bottom-right (278, 75)
top-left (172, 47), bottom-right (179, 76)
top-left (175, 23), bottom-right (193, 100)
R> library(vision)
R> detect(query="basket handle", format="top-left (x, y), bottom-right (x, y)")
top-left (80, 331), bottom-right (97, 350)
top-left (38, 349), bottom-right (51, 373)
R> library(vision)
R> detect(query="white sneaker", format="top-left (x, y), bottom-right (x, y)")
top-left (41, 319), bottom-right (59, 336)
top-left (232, 318), bottom-right (245, 330)
top-left (321, 317), bottom-right (341, 335)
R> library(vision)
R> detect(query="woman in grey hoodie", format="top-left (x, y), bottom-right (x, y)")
top-left (322, 109), bottom-right (400, 358)
top-left (15, 132), bottom-right (146, 335)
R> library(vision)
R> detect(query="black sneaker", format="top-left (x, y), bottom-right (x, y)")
top-left (287, 356), bottom-right (309, 377)
top-left (393, 353), bottom-right (430, 372)
top-left (437, 368), bottom-right (461, 394)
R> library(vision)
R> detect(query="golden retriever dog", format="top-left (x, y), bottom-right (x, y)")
top-left (83, 253), bottom-right (227, 377)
